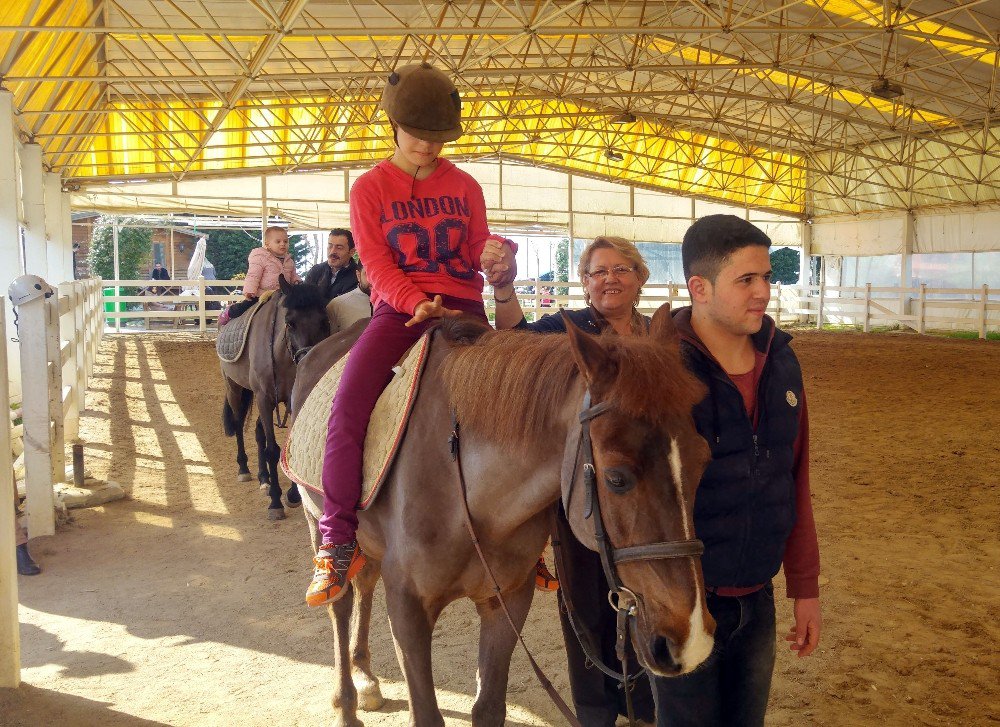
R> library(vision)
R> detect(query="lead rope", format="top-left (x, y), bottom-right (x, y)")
top-left (449, 416), bottom-right (583, 727)
top-left (268, 295), bottom-right (290, 428)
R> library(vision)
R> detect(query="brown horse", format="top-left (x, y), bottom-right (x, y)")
top-left (221, 276), bottom-right (331, 519)
top-left (289, 304), bottom-right (714, 727)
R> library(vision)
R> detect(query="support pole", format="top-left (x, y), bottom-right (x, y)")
top-left (20, 142), bottom-right (48, 279)
top-left (979, 285), bottom-right (989, 340)
top-left (900, 212), bottom-right (915, 326)
top-left (0, 299), bottom-right (21, 689)
top-left (44, 292), bottom-right (65, 495)
top-left (863, 283), bottom-right (872, 333)
top-left (61, 190), bottom-right (73, 281)
top-left (44, 172), bottom-right (66, 283)
top-left (113, 216), bottom-right (121, 333)
top-left (15, 286), bottom-right (56, 538)
top-left (917, 283), bottom-right (927, 335)
top-left (0, 90), bottom-right (22, 398)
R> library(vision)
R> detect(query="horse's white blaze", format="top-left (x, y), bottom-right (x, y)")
top-left (668, 438), bottom-right (692, 539)
top-left (670, 437), bottom-right (713, 671)
top-left (679, 598), bottom-right (714, 673)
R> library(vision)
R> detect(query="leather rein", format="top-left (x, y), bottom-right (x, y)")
top-left (451, 390), bottom-right (705, 726)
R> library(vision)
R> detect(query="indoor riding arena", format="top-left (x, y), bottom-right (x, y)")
top-left (2, 1), bottom-right (999, 726)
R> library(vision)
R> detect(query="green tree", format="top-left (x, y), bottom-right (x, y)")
top-left (205, 229), bottom-right (260, 281)
top-left (770, 247), bottom-right (800, 285)
top-left (88, 217), bottom-right (152, 282)
top-left (206, 228), bottom-right (313, 280)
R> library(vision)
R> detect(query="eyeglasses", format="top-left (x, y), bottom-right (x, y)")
top-left (586, 265), bottom-right (636, 281)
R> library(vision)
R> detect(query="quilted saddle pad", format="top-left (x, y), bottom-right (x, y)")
top-left (215, 290), bottom-right (274, 363)
top-left (279, 334), bottom-right (431, 510)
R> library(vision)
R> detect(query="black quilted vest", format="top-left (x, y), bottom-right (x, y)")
top-left (681, 324), bottom-right (803, 588)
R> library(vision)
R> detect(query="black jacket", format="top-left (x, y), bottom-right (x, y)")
top-left (151, 268), bottom-right (171, 281)
top-left (674, 307), bottom-right (803, 588)
top-left (304, 258), bottom-right (359, 301)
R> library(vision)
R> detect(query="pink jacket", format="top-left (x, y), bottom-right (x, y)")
top-left (243, 247), bottom-right (301, 297)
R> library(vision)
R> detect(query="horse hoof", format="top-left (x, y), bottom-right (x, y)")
top-left (259, 482), bottom-right (268, 492)
top-left (356, 683), bottom-right (384, 712)
top-left (267, 508), bottom-right (286, 521)
top-left (238, 473), bottom-right (252, 482)
top-left (332, 716), bottom-right (363, 727)
top-left (285, 496), bottom-right (301, 509)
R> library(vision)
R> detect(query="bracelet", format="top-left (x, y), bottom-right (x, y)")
top-left (494, 288), bottom-right (516, 304)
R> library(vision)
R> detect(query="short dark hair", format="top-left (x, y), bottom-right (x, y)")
top-left (329, 228), bottom-right (355, 249)
top-left (682, 214), bottom-right (771, 282)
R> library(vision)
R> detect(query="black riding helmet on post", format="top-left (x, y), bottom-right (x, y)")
top-left (381, 62), bottom-right (463, 143)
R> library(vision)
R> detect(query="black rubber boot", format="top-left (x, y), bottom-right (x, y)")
top-left (16, 543), bottom-right (41, 576)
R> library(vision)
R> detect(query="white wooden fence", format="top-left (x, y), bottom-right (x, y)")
top-left (96, 277), bottom-right (999, 339)
top-left (493, 279), bottom-right (998, 339)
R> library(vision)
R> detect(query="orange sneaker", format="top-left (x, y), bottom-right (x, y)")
top-left (534, 555), bottom-right (559, 592)
top-left (306, 540), bottom-right (367, 608)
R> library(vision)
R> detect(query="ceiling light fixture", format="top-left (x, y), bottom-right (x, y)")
top-left (610, 112), bottom-right (637, 125)
top-left (604, 148), bottom-right (624, 162)
top-left (870, 78), bottom-right (904, 100)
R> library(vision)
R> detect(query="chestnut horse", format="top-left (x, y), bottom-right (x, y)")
top-left (220, 276), bottom-right (330, 519)
top-left (289, 304), bottom-right (714, 726)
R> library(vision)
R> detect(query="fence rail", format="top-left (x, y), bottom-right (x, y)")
top-left (98, 278), bottom-right (998, 339)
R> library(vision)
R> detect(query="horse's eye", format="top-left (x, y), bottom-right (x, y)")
top-left (604, 467), bottom-right (636, 494)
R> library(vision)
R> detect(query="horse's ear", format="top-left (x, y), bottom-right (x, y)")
top-left (562, 311), bottom-right (611, 386)
top-left (649, 303), bottom-right (679, 345)
top-left (278, 274), bottom-right (293, 295)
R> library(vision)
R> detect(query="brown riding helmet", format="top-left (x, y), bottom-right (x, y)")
top-left (380, 62), bottom-right (463, 143)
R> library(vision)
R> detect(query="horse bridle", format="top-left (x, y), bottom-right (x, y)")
top-left (558, 391), bottom-right (705, 725)
top-left (451, 389), bottom-right (705, 727)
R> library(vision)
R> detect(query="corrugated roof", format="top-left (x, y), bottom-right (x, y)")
top-left (4, 0), bottom-right (999, 216)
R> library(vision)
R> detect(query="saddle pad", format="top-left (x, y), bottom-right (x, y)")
top-left (280, 334), bottom-right (431, 510)
top-left (215, 290), bottom-right (274, 362)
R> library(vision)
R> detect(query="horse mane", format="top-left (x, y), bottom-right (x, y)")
top-left (440, 326), bottom-right (706, 451)
top-left (281, 282), bottom-right (325, 311)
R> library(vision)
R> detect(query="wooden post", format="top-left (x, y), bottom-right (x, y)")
top-left (44, 294), bottom-right (65, 486)
top-left (533, 276), bottom-right (541, 320)
top-left (112, 218), bottom-right (121, 333)
top-left (74, 284), bottom-right (86, 407)
top-left (816, 280), bottom-right (825, 330)
top-left (917, 283), bottom-right (927, 335)
top-left (979, 284), bottom-right (989, 340)
top-left (15, 288), bottom-right (56, 538)
top-left (198, 275), bottom-right (207, 332)
top-left (863, 283), bottom-right (872, 333)
top-left (0, 300), bottom-right (21, 688)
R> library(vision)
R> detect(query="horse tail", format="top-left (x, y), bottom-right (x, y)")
top-left (222, 387), bottom-right (254, 437)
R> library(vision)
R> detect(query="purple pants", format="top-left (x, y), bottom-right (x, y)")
top-left (318, 295), bottom-right (488, 545)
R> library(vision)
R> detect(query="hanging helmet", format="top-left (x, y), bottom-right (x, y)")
top-left (7, 274), bottom-right (54, 306)
top-left (380, 62), bottom-right (463, 142)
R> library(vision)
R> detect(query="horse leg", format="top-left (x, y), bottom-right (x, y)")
top-left (254, 417), bottom-right (269, 492)
top-left (223, 380), bottom-right (252, 482)
top-left (350, 559), bottom-right (384, 711)
top-left (385, 583), bottom-right (445, 727)
top-left (258, 402), bottom-right (286, 520)
top-left (471, 577), bottom-right (535, 727)
top-left (285, 483), bottom-right (302, 509)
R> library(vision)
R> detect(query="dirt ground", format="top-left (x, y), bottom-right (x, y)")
top-left (2, 330), bottom-right (998, 726)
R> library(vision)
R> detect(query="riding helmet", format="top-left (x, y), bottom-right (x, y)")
top-left (380, 62), bottom-right (463, 143)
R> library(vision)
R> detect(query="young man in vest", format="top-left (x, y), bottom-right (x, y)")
top-left (656, 214), bottom-right (821, 726)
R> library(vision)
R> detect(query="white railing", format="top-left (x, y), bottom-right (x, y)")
top-left (1, 297), bottom-right (20, 688)
top-left (487, 279), bottom-right (999, 339)
top-left (97, 276), bottom-right (999, 339)
top-left (101, 278), bottom-right (245, 332)
top-left (14, 278), bottom-right (104, 540)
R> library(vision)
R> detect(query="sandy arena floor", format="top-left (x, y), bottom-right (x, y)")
top-left (1, 329), bottom-right (997, 726)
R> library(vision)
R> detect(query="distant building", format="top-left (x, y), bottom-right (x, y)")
top-left (72, 213), bottom-right (203, 280)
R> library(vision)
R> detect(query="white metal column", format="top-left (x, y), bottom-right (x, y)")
top-left (20, 142), bottom-right (47, 279)
top-left (44, 172), bottom-right (67, 283)
top-left (61, 190), bottom-right (74, 281)
top-left (0, 300), bottom-right (20, 688)
top-left (0, 90), bottom-right (22, 397)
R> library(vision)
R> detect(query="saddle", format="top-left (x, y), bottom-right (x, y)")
top-left (215, 290), bottom-right (275, 363)
top-left (279, 333), bottom-right (432, 510)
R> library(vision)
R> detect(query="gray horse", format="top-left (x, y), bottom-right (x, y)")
top-left (220, 276), bottom-right (330, 519)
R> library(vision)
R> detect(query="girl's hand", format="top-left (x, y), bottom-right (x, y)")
top-left (405, 295), bottom-right (462, 327)
top-left (482, 240), bottom-right (517, 287)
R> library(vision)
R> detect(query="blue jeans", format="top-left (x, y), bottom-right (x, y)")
top-left (651, 584), bottom-right (777, 727)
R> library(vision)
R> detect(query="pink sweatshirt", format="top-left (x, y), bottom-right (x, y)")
top-left (242, 247), bottom-right (301, 297)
